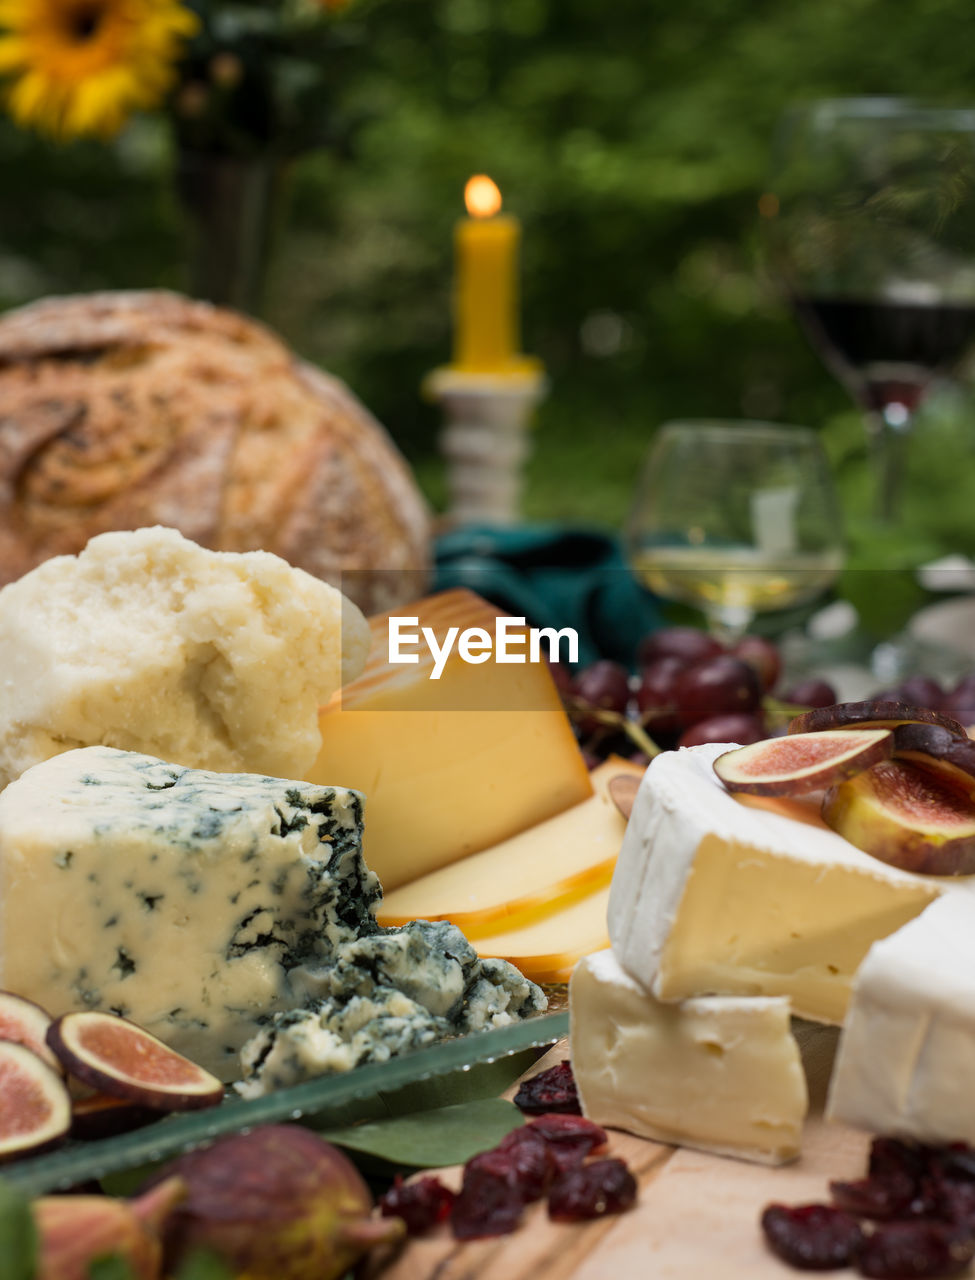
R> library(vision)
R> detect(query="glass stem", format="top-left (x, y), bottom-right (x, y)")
top-left (706, 604), bottom-right (755, 646)
top-left (866, 402), bottom-right (914, 523)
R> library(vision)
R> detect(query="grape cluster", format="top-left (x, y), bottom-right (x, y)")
top-left (874, 673), bottom-right (975, 729)
top-left (555, 627), bottom-right (839, 765)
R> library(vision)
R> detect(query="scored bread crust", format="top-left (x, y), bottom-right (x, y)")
top-left (0, 290), bottom-right (431, 613)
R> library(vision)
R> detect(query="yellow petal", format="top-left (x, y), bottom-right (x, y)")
top-left (0, 35), bottom-right (28, 71)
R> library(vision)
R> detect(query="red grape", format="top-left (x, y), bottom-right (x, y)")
top-left (943, 680), bottom-right (975, 729)
top-left (634, 656), bottom-right (684, 733)
top-left (637, 627), bottom-right (724, 670)
top-left (571, 661), bottom-right (631, 735)
top-left (782, 678), bottom-right (837, 709)
top-left (894, 675), bottom-right (945, 712)
top-left (672, 655), bottom-right (762, 729)
top-left (732, 635), bottom-right (781, 693)
top-left (678, 713), bottom-right (766, 748)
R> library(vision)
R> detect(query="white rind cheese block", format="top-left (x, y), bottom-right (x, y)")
top-left (608, 743), bottom-right (948, 1024)
top-left (827, 894), bottom-right (975, 1144)
top-left (0, 746), bottom-right (380, 1080)
top-left (569, 950), bottom-right (807, 1165)
top-left (0, 525), bottom-right (370, 787)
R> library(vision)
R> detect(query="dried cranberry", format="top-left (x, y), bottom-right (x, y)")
top-left (494, 1127), bottom-right (557, 1200)
top-left (936, 1181), bottom-right (975, 1228)
top-left (378, 1175), bottom-right (455, 1235)
top-left (547, 1158), bottom-right (637, 1222)
top-left (761, 1203), bottom-right (866, 1270)
top-left (513, 1060), bottom-right (581, 1115)
top-left (831, 1173), bottom-right (927, 1221)
top-left (447, 1152), bottom-right (524, 1239)
top-left (934, 1144), bottom-right (975, 1186)
top-left (870, 1138), bottom-right (928, 1186)
top-left (527, 1114), bottom-right (608, 1174)
top-left (858, 1220), bottom-right (975, 1278)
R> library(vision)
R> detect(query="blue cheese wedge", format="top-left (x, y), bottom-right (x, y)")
top-left (608, 743), bottom-right (947, 1024)
top-left (826, 894), bottom-right (975, 1144)
top-left (238, 921), bottom-right (548, 1096)
top-left (0, 745), bottom-right (380, 1080)
top-left (570, 950), bottom-right (807, 1164)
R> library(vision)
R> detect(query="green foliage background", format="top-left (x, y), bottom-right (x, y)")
top-left (2, 0), bottom-right (975, 612)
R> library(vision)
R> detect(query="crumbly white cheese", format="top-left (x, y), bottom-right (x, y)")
top-left (237, 920), bottom-right (548, 1096)
top-left (608, 743), bottom-right (948, 1024)
top-left (0, 745), bottom-right (381, 1080)
top-left (827, 894), bottom-right (975, 1144)
top-left (570, 950), bottom-right (807, 1164)
top-left (0, 526), bottom-right (370, 786)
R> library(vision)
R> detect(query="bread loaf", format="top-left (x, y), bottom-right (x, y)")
top-left (0, 290), bottom-right (431, 613)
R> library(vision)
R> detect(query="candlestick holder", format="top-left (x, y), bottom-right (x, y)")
top-left (425, 362), bottom-right (547, 526)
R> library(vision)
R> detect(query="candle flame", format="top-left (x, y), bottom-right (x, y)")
top-left (465, 174), bottom-right (502, 218)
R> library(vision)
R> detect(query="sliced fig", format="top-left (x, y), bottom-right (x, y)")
top-left (0, 990), bottom-right (62, 1075)
top-left (47, 1012), bottom-right (224, 1112)
top-left (0, 1040), bottom-right (72, 1161)
top-left (70, 1092), bottom-right (160, 1140)
top-left (822, 759), bottom-right (975, 875)
top-left (788, 699), bottom-right (966, 738)
top-left (891, 723), bottom-right (975, 800)
top-left (714, 729), bottom-right (893, 796)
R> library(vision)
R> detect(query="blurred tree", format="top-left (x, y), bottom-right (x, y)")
top-left (1, 0), bottom-right (975, 581)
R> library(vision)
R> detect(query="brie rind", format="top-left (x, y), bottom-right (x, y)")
top-left (826, 893), bottom-right (975, 1144)
top-left (608, 743), bottom-right (949, 1024)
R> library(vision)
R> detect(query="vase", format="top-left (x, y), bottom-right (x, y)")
top-left (175, 148), bottom-right (288, 316)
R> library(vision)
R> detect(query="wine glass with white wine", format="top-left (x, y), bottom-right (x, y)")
top-left (625, 421), bottom-right (845, 645)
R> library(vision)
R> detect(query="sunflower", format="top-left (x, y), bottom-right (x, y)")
top-left (0, 0), bottom-right (198, 139)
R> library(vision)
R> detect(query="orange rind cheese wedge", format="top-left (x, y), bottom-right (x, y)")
top-left (376, 757), bottom-right (643, 937)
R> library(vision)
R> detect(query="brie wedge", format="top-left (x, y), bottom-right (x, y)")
top-left (570, 949), bottom-right (807, 1164)
top-left (827, 893), bottom-right (975, 1144)
top-left (608, 743), bottom-right (948, 1024)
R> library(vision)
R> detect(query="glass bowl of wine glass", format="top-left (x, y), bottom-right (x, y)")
top-left (765, 97), bottom-right (975, 521)
top-left (624, 420), bottom-right (845, 645)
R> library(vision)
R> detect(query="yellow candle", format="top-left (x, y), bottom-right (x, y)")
top-left (453, 175), bottom-right (521, 371)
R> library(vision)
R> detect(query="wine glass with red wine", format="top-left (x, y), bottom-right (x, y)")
top-left (766, 98), bottom-right (975, 520)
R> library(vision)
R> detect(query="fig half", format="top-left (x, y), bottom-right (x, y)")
top-left (0, 990), bottom-right (62, 1075)
top-left (0, 1040), bottom-right (72, 1161)
top-left (788, 699), bottom-right (966, 739)
top-left (714, 729), bottom-right (893, 796)
top-left (892, 723), bottom-right (975, 801)
top-left (47, 1012), bottom-right (224, 1112)
top-left (822, 759), bottom-right (975, 875)
top-left (71, 1092), bottom-right (160, 1141)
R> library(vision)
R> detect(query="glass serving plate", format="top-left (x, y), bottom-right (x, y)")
top-left (0, 1007), bottom-right (569, 1197)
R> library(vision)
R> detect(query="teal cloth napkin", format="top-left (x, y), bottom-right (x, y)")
top-left (433, 525), bottom-right (662, 669)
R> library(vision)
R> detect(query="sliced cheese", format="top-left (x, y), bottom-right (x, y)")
top-left (305, 590), bottom-right (592, 891)
top-left (609, 743), bottom-right (949, 1024)
top-left (376, 756), bottom-right (643, 935)
top-left (472, 886), bottom-right (611, 984)
top-left (826, 894), bottom-right (975, 1144)
top-left (570, 949), bottom-right (807, 1165)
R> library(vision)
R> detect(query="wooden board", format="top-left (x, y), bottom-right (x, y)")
top-left (366, 1040), bottom-right (872, 1280)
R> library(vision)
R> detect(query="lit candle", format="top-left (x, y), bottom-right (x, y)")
top-left (453, 174), bottom-right (521, 372)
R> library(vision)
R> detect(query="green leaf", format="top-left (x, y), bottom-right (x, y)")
top-left (172, 1249), bottom-right (236, 1280)
top-left (0, 1180), bottom-right (37, 1280)
top-left (316, 1097), bottom-right (523, 1168)
top-left (87, 1258), bottom-right (137, 1280)
top-left (297, 1046), bottom-right (542, 1136)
